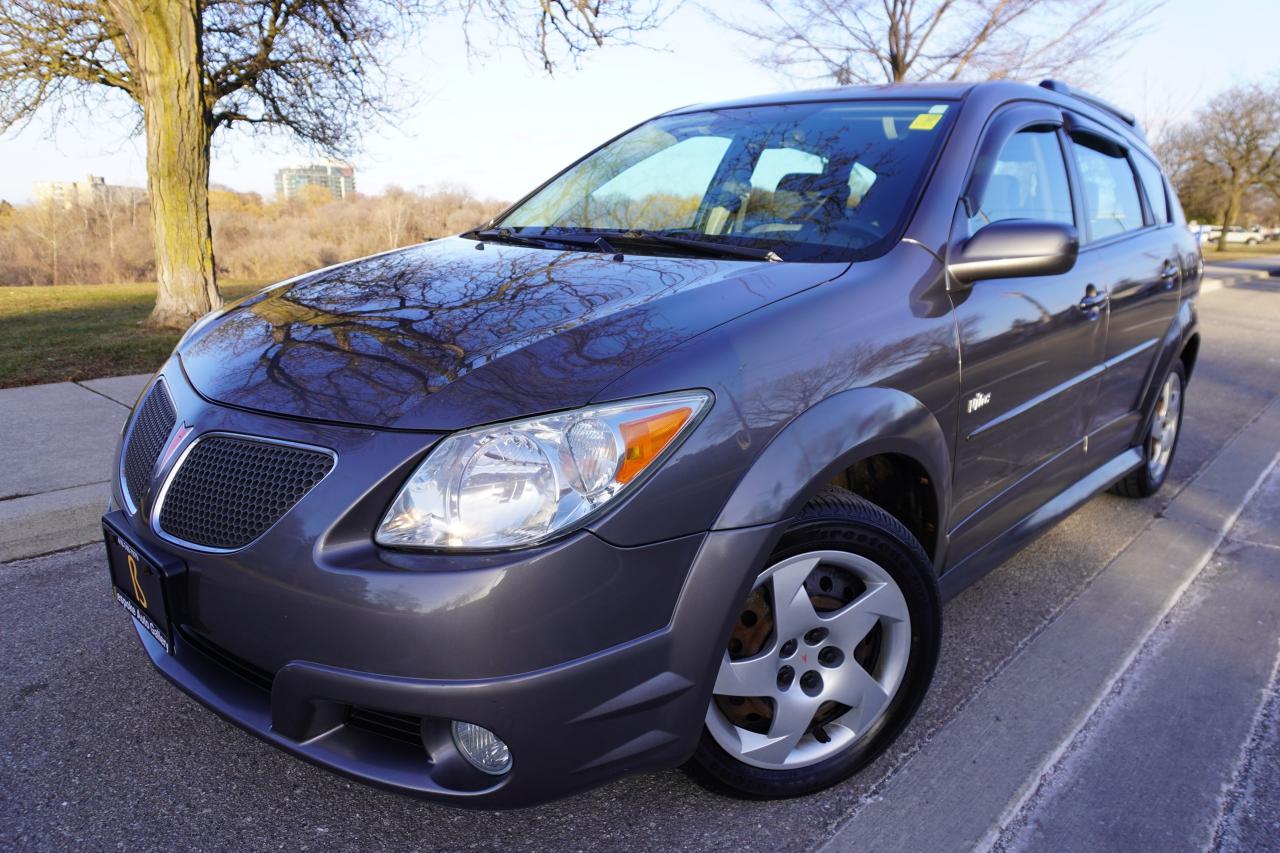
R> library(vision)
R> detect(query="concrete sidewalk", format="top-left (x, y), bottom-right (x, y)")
top-left (0, 374), bottom-right (150, 561)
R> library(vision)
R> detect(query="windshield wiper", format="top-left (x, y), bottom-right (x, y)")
top-left (466, 227), bottom-right (781, 262)
top-left (463, 227), bottom-right (548, 248)
top-left (603, 230), bottom-right (783, 263)
top-left (465, 228), bottom-right (623, 255)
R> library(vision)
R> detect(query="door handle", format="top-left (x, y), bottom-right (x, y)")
top-left (1160, 260), bottom-right (1179, 279)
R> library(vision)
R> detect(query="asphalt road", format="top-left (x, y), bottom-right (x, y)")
top-left (3, 279), bottom-right (1279, 852)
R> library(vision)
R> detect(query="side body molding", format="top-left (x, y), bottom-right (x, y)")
top-left (711, 387), bottom-right (952, 571)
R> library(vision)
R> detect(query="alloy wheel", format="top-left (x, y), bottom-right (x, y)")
top-left (705, 550), bottom-right (912, 770)
top-left (1147, 370), bottom-right (1183, 482)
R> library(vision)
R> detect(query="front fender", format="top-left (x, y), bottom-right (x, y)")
top-left (712, 386), bottom-right (952, 571)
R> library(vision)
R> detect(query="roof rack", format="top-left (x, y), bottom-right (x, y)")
top-left (1039, 79), bottom-right (1138, 129)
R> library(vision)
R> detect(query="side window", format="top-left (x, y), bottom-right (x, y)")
top-left (1132, 154), bottom-right (1170, 225)
top-left (1070, 138), bottom-right (1145, 240)
top-left (969, 128), bottom-right (1074, 235)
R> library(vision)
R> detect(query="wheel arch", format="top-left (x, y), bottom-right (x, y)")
top-left (712, 387), bottom-right (951, 572)
top-left (1130, 300), bottom-right (1198, 446)
top-left (1180, 331), bottom-right (1201, 382)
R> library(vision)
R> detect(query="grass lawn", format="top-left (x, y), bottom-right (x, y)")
top-left (1201, 242), bottom-right (1280, 262)
top-left (0, 281), bottom-right (265, 389)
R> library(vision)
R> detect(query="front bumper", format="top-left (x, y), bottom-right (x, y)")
top-left (118, 520), bottom-right (780, 807)
top-left (110, 362), bottom-right (787, 806)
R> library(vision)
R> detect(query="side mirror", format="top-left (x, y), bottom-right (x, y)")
top-left (948, 220), bottom-right (1079, 286)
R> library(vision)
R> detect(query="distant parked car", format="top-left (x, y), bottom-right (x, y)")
top-left (1221, 226), bottom-right (1263, 246)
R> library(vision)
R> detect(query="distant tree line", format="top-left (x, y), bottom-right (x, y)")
top-left (0, 0), bottom-right (668, 325)
top-left (1156, 80), bottom-right (1280, 249)
top-left (0, 187), bottom-right (505, 286)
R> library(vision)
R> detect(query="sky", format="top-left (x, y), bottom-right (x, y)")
top-left (1, 0), bottom-right (1277, 205)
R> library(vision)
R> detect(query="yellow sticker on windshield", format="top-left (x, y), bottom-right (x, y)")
top-left (909, 113), bottom-right (942, 131)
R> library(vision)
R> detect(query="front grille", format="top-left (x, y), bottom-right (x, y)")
top-left (157, 436), bottom-right (334, 550)
top-left (122, 380), bottom-right (176, 508)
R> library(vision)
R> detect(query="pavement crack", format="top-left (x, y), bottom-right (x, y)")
top-left (0, 480), bottom-right (109, 503)
top-left (72, 380), bottom-right (132, 409)
top-left (1224, 536), bottom-right (1280, 552)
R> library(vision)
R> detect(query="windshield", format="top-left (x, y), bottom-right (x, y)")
top-left (495, 100), bottom-right (956, 262)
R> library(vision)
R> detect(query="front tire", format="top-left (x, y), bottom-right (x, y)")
top-left (689, 487), bottom-right (941, 799)
top-left (1111, 360), bottom-right (1186, 498)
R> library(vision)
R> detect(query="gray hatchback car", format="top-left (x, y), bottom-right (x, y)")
top-left (105, 79), bottom-right (1199, 806)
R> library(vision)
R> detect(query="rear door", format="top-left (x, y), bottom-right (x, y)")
top-left (947, 104), bottom-right (1108, 559)
top-left (1062, 119), bottom-right (1182, 455)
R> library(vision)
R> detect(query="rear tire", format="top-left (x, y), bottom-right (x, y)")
top-left (1111, 360), bottom-right (1186, 498)
top-left (688, 487), bottom-right (940, 799)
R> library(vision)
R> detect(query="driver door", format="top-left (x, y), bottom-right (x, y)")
top-left (946, 105), bottom-right (1108, 563)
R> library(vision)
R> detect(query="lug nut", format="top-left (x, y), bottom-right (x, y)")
top-left (800, 670), bottom-right (823, 697)
top-left (818, 646), bottom-right (844, 668)
top-left (804, 627), bottom-right (829, 645)
top-left (780, 638), bottom-right (798, 658)
top-left (777, 665), bottom-right (795, 690)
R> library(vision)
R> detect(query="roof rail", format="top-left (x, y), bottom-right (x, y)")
top-left (1038, 79), bottom-right (1138, 129)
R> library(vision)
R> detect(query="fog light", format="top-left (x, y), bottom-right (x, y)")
top-left (451, 720), bottom-right (512, 775)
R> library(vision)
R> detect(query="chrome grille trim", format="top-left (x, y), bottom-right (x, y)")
top-left (150, 432), bottom-right (337, 554)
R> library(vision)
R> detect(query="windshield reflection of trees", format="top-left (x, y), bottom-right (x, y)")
top-left (190, 245), bottom-right (717, 425)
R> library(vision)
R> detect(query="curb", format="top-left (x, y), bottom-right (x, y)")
top-left (0, 482), bottom-right (108, 563)
top-left (1200, 263), bottom-right (1279, 294)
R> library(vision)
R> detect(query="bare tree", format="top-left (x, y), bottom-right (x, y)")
top-left (0, 0), bottom-right (668, 327)
top-left (706, 0), bottom-right (1163, 86)
top-left (1160, 82), bottom-right (1280, 250)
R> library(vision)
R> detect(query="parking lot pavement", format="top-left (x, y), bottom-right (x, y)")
top-left (2, 280), bottom-right (1279, 852)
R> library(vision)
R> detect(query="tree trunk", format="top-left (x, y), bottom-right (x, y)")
top-left (1217, 190), bottom-right (1240, 253)
top-left (106, 0), bottom-right (221, 329)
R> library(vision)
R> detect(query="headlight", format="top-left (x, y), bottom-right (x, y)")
top-left (376, 391), bottom-right (712, 550)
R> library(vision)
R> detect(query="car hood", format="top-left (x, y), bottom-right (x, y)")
top-left (180, 238), bottom-right (847, 431)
